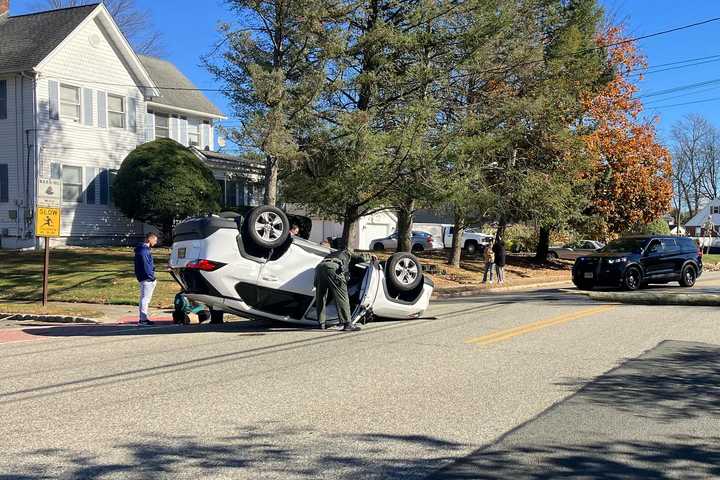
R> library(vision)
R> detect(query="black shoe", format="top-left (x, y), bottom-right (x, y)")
top-left (343, 323), bottom-right (361, 332)
top-left (138, 320), bottom-right (155, 326)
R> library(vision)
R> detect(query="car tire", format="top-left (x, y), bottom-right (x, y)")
top-left (210, 309), bottom-right (224, 324)
top-left (547, 251), bottom-right (559, 260)
top-left (624, 267), bottom-right (642, 291)
top-left (465, 241), bottom-right (477, 255)
top-left (244, 206), bottom-right (289, 249)
top-left (574, 281), bottom-right (593, 291)
top-left (373, 243), bottom-right (385, 252)
top-left (386, 252), bottom-right (423, 292)
top-left (679, 264), bottom-right (697, 287)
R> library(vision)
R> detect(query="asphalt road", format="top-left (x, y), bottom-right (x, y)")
top-left (1, 278), bottom-right (719, 479)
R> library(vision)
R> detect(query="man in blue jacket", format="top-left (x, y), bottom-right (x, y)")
top-left (134, 232), bottom-right (158, 326)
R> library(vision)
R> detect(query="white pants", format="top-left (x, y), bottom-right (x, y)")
top-left (138, 280), bottom-right (157, 322)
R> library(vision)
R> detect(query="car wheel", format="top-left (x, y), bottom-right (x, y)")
top-left (244, 206), bottom-right (289, 249)
top-left (574, 281), bottom-right (593, 291)
top-left (547, 251), bottom-right (559, 260)
top-left (373, 243), bottom-right (385, 251)
top-left (386, 252), bottom-right (423, 292)
top-left (210, 309), bottom-right (224, 324)
top-left (624, 267), bottom-right (642, 291)
top-left (465, 241), bottom-right (477, 255)
top-left (679, 264), bottom-right (697, 287)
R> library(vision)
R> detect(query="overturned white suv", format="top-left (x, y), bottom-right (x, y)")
top-left (168, 206), bottom-right (434, 326)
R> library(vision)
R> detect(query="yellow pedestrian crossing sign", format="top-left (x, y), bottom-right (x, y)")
top-left (36, 207), bottom-right (61, 237)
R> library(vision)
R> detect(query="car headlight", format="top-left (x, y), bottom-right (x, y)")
top-left (606, 257), bottom-right (627, 264)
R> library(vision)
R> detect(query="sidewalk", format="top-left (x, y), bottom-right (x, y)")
top-left (0, 301), bottom-right (173, 326)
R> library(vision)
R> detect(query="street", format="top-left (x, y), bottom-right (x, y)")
top-left (1, 278), bottom-right (719, 479)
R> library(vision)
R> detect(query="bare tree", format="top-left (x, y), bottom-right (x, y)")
top-left (671, 115), bottom-right (716, 218)
top-left (36, 0), bottom-right (164, 56)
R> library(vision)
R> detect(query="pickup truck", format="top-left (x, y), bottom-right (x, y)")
top-left (443, 226), bottom-right (494, 255)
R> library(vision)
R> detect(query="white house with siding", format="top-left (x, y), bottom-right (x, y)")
top-left (0, 2), bottom-right (257, 248)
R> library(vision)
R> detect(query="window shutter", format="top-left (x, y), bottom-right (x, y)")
top-left (207, 123), bottom-right (214, 150)
top-left (179, 117), bottom-right (188, 146)
top-left (127, 97), bottom-right (137, 132)
top-left (99, 169), bottom-right (109, 205)
top-left (200, 123), bottom-right (207, 149)
top-left (0, 80), bottom-right (6, 120)
top-left (0, 164), bottom-right (8, 203)
top-left (82, 88), bottom-right (94, 126)
top-left (97, 91), bottom-right (107, 128)
top-left (85, 167), bottom-right (97, 204)
top-left (48, 80), bottom-right (60, 120)
top-left (145, 111), bottom-right (155, 142)
top-left (169, 115), bottom-right (178, 141)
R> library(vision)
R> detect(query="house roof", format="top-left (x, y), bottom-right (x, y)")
top-left (139, 55), bottom-right (223, 117)
top-left (191, 147), bottom-right (264, 174)
top-left (0, 4), bottom-right (98, 74)
top-left (685, 199), bottom-right (720, 227)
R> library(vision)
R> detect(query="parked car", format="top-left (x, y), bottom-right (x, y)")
top-left (371, 231), bottom-right (444, 252)
top-left (572, 235), bottom-right (702, 291)
top-left (169, 206), bottom-right (434, 326)
top-left (548, 240), bottom-right (604, 260)
top-left (443, 227), bottom-right (493, 255)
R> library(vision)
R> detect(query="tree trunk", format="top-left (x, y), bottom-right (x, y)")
top-left (535, 226), bottom-right (551, 262)
top-left (495, 219), bottom-right (507, 242)
top-left (396, 198), bottom-right (415, 252)
top-left (448, 211), bottom-right (464, 268)
top-left (342, 205), bottom-right (359, 252)
top-left (263, 155), bottom-right (278, 206)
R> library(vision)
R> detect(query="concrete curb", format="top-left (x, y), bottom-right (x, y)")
top-left (0, 313), bottom-right (99, 324)
top-left (586, 291), bottom-right (720, 307)
top-left (432, 279), bottom-right (572, 299)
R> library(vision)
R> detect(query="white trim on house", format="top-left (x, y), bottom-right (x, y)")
top-left (34, 4), bottom-right (160, 98)
top-left (145, 100), bottom-right (227, 120)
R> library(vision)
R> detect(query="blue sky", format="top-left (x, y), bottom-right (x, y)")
top-left (10, 0), bottom-right (720, 143)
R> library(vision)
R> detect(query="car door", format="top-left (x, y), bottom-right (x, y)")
top-left (641, 239), bottom-right (665, 279)
top-left (661, 238), bottom-right (683, 277)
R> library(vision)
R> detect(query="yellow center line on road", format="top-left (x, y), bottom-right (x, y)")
top-left (465, 305), bottom-right (616, 346)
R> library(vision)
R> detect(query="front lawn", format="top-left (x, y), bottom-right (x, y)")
top-left (0, 247), bottom-right (179, 308)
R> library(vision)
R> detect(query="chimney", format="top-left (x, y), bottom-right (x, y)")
top-left (0, 0), bottom-right (8, 18)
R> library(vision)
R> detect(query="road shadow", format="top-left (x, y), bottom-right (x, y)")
top-left (558, 340), bottom-right (720, 421)
top-left (3, 424), bottom-right (468, 479)
top-left (429, 341), bottom-right (720, 479)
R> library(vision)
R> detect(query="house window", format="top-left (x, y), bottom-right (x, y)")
top-left (712, 206), bottom-right (720, 215)
top-left (188, 120), bottom-right (200, 146)
top-left (107, 94), bottom-right (125, 128)
top-left (155, 112), bottom-right (169, 138)
top-left (62, 165), bottom-right (83, 203)
top-left (60, 84), bottom-right (81, 121)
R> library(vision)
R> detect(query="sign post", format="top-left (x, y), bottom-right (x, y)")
top-left (36, 179), bottom-right (62, 306)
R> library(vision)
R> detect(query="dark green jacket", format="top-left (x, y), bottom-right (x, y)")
top-left (322, 250), bottom-right (369, 280)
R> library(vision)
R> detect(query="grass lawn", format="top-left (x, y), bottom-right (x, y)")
top-left (0, 247), bottom-right (180, 308)
top-left (703, 254), bottom-right (720, 265)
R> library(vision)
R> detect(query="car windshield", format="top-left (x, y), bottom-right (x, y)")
top-left (599, 238), bottom-right (647, 254)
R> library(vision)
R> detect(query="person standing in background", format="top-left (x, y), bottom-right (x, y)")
top-left (493, 237), bottom-right (506, 285)
top-left (135, 232), bottom-right (158, 326)
top-left (482, 239), bottom-right (495, 284)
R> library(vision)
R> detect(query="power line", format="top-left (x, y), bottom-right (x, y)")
top-left (645, 96), bottom-right (720, 110)
top-left (637, 78), bottom-right (720, 99)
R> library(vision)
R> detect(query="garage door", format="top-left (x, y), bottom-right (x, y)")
top-left (363, 223), bottom-right (391, 250)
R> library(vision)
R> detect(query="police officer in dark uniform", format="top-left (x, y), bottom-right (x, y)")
top-left (314, 243), bottom-right (374, 331)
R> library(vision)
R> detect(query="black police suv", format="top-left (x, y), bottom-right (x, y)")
top-left (572, 235), bottom-right (702, 291)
